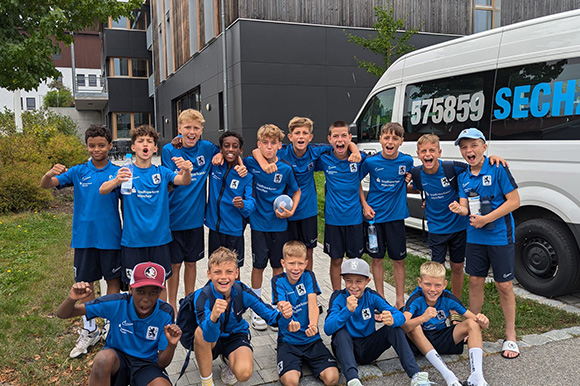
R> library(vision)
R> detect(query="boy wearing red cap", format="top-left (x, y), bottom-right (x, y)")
top-left (57, 262), bottom-right (182, 385)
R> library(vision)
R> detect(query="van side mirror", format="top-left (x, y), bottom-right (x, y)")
top-left (349, 123), bottom-right (358, 143)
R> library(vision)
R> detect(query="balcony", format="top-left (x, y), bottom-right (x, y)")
top-left (74, 76), bottom-right (108, 111)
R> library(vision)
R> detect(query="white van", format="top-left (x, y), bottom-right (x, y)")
top-left (350, 9), bottom-right (580, 297)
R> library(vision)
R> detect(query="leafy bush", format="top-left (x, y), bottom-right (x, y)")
top-left (23, 108), bottom-right (79, 139)
top-left (43, 82), bottom-right (74, 108)
top-left (0, 162), bottom-right (53, 213)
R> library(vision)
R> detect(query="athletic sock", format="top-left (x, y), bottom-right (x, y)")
top-left (201, 374), bottom-right (214, 386)
top-left (425, 349), bottom-right (459, 385)
top-left (83, 315), bottom-right (96, 333)
top-left (252, 287), bottom-right (262, 299)
top-left (467, 347), bottom-right (485, 385)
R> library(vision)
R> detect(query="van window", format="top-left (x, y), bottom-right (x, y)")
top-left (403, 71), bottom-right (495, 141)
top-left (357, 88), bottom-right (396, 142)
top-left (492, 57), bottom-right (580, 140)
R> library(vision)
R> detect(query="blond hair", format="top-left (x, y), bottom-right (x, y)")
top-left (130, 124), bottom-right (159, 144)
top-left (257, 123), bottom-right (285, 142)
top-left (417, 133), bottom-right (440, 147)
top-left (420, 261), bottom-right (446, 280)
top-left (381, 122), bottom-right (404, 138)
top-left (208, 247), bottom-right (238, 270)
top-left (178, 109), bottom-right (205, 126)
top-left (288, 117), bottom-right (313, 133)
top-left (283, 240), bottom-right (307, 260)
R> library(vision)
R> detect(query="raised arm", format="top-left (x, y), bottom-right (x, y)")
top-left (56, 282), bottom-right (92, 319)
top-left (40, 164), bottom-right (67, 188)
top-left (157, 324), bottom-right (182, 368)
top-left (172, 157), bottom-right (193, 186)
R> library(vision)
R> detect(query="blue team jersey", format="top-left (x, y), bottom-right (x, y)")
top-left (315, 151), bottom-right (366, 226)
top-left (404, 287), bottom-right (467, 331)
top-left (272, 270), bottom-right (321, 345)
top-left (244, 157), bottom-right (300, 232)
top-left (119, 164), bottom-right (177, 247)
top-left (458, 157), bottom-right (518, 245)
top-left (56, 160), bottom-right (121, 249)
top-left (278, 144), bottom-right (332, 220)
top-left (85, 293), bottom-right (173, 361)
top-left (205, 163), bottom-right (255, 236)
top-left (413, 161), bottom-right (469, 234)
top-left (161, 140), bottom-right (219, 231)
top-left (324, 287), bottom-right (405, 338)
top-left (361, 152), bottom-right (414, 223)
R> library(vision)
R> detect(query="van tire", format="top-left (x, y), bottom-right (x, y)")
top-left (515, 219), bottom-right (580, 297)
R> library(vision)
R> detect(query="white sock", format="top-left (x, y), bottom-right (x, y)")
top-left (201, 373), bottom-right (214, 386)
top-left (83, 316), bottom-right (96, 332)
top-left (467, 347), bottom-right (485, 385)
top-left (252, 287), bottom-right (262, 299)
top-left (425, 349), bottom-right (458, 385)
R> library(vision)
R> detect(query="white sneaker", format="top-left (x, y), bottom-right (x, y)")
top-left (449, 381), bottom-right (463, 386)
top-left (270, 324), bottom-right (279, 332)
top-left (251, 310), bottom-right (267, 331)
top-left (221, 357), bottom-right (238, 385)
top-left (101, 320), bottom-right (110, 341)
top-left (411, 372), bottom-right (434, 386)
top-left (69, 328), bottom-right (101, 358)
top-left (347, 379), bottom-right (363, 386)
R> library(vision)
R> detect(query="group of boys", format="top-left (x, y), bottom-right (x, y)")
top-left (48, 109), bottom-right (519, 385)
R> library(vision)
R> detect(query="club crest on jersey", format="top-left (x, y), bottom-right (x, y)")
top-left (197, 155), bottom-right (206, 166)
top-left (146, 326), bottom-right (159, 340)
top-left (482, 175), bottom-right (492, 186)
top-left (274, 173), bottom-right (283, 183)
top-left (230, 179), bottom-right (239, 189)
top-left (441, 177), bottom-right (450, 187)
top-left (152, 173), bottom-right (161, 185)
top-left (350, 163), bottom-right (358, 172)
top-left (437, 310), bottom-right (446, 320)
top-left (399, 165), bottom-right (407, 175)
top-left (308, 162), bottom-right (314, 171)
top-left (362, 308), bottom-right (371, 320)
top-left (296, 283), bottom-right (306, 296)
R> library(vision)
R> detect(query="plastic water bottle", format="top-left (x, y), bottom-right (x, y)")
top-left (468, 191), bottom-right (481, 216)
top-left (120, 153), bottom-right (133, 195)
top-left (367, 220), bottom-right (379, 254)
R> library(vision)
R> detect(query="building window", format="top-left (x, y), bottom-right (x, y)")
top-left (474, 0), bottom-right (501, 33)
top-left (110, 58), bottom-right (148, 78)
top-left (112, 58), bottom-right (129, 77)
top-left (131, 10), bottom-right (148, 30)
top-left (26, 97), bottom-right (36, 110)
top-left (132, 59), bottom-right (148, 78)
top-left (77, 74), bottom-right (86, 87)
top-left (88, 74), bottom-right (97, 87)
top-left (112, 112), bottom-right (151, 139)
top-left (110, 16), bottom-right (130, 29)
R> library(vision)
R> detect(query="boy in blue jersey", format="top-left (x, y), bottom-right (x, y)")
top-left (325, 258), bottom-right (431, 386)
top-left (359, 122), bottom-right (412, 308)
top-left (100, 125), bottom-right (193, 301)
top-left (244, 124), bottom-right (301, 331)
top-left (193, 247), bottom-right (294, 386)
top-left (315, 121), bottom-right (367, 291)
top-left (57, 262), bottom-right (182, 386)
top-left (252, 117), bottom-right (360, 272)
top-left (272, 241), bottom-right (339, 386)
top-left (449, 128), bottom-right (520, 359)
top-left (206, 131), bottom-right (255, 271)
top-left (403, 262), bottom-right (489, 386)
top-left (41, 125), bottom-right (121, 358)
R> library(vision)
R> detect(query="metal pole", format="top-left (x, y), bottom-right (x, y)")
top-left (221, 0), bottom-right (229, 131)
top-left (71, 33), bottom-right (77, 97)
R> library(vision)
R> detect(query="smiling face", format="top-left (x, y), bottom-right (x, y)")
top-left (459, 138), bottom-right (487, 170)
top-left (288, 126), bottom-right (314, 155)
top-left (281, 254), bottom-right (307, 285)
top-left (418, 275), bottom-right (447, 306)
top-left (178, 119), bottom-right (204, 148)
top-left (257, 136), bottom-right (282, 162)
top-left (130, 285), bottom-right (162, 318)
top-left (328, 125), bottom-right (352, 160)
top-left (86, 136), bottom-right (112, 165)
top-left (343, 274), bottom-right (370, 299)
top-left (416, 141), bottom-right (442, 173)
top-left (221, 136), bottom-right (242, 166)
top-left (131, 135), bottom-right (157, 162)
top-left (379, 130), bottom-right (404, 159)
top-left (208, 261), bottom-right (238, 296)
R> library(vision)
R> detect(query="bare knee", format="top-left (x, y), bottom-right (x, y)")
top-left (319, 367), bottom-right (339, 386)
top-left (90, 349), bottom-right (118, 380)
top-left (280, 371), bottom-right (300, 386)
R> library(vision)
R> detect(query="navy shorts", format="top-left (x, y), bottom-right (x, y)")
top-left (208, 229), bottom-right (245, 267)
top-left (407, 326), bottom-right (464, 356)
top-left (74, 248), bottom-right (121, 282)
top-left (363, 220), bottom-right (407, 261)
top-left (276, 340), bottom-right (337, 378)
top-left (465, 243), bottom-right (515, 282)
top-left (212, 332), bottom-right (252, 360)
top-left (111, 348), bottom-right (170, 386)
top-left (287, 215), bottom-right (318, 249)
top-left (121, 244), bottom-right (173, 283)
top-left (428, 230), bottom-right (466, 264)
top-left (169, 227), bottom-right (205, 264)
top-left (251, 230), bottom-right (288, 269)
top-left (324, 224), bottom-right (364, 259)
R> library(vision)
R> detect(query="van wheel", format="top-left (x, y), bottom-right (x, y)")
top-left (515, 219), bottom-right (580, 297)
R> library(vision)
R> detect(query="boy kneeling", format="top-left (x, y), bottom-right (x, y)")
top-left (403, 262), bottom-right (489, 386)
top-left (193, 247), bottom-right (293, 386)
top-left (57, 262), bottom-right (181, 385)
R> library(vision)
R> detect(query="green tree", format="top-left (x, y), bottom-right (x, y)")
top-left (43, 81), bottom-right (74, 108)
top-left (346, 6), bottom-right (418, 78)
top-left (0, 0), bottom-right (144, 91)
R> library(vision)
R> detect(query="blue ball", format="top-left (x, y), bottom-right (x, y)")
top-left (273, 194), bottom-right (293, 213)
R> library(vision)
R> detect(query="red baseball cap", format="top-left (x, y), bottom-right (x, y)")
top-left (130, 262), bottom-right (166, 289)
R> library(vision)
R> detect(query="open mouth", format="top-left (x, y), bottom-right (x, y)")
top-left (423, 157), bottom-right (434, 167)
top-left (143, 148), bottom-right (149, 155)
top-left (336, 143), bottom-right (346, 152)
top-left (466, 154), bottom-right (476, 163)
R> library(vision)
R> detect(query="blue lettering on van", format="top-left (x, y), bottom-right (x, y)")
top-left (493, 79), bottom-right (580, 119)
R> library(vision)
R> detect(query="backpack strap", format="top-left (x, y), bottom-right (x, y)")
top-left (410, 165), bottom-right (427, 242)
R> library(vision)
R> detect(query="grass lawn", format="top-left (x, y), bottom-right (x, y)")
top-left (314, 171), bottom-right (579, 342)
